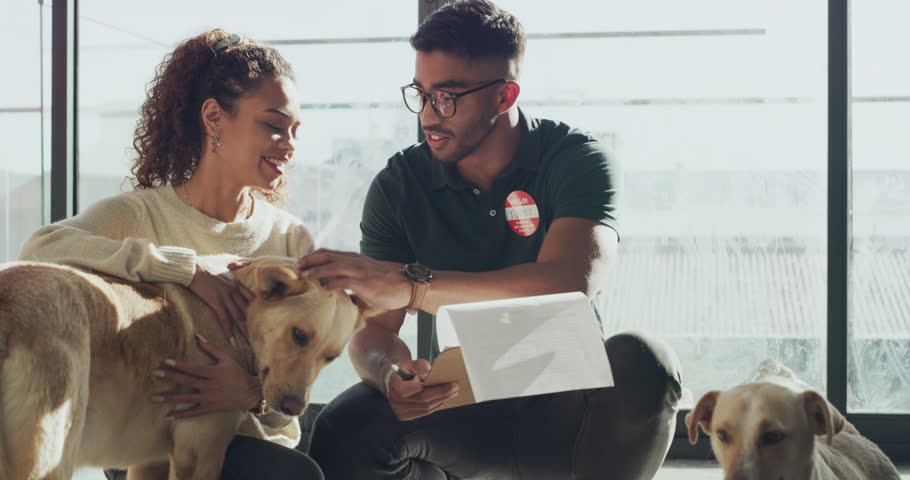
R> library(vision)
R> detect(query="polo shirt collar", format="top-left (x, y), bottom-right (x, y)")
top-left (429, 108), bottom-right (541, 191)
top-left (428, 149), bottom-right (470, 191)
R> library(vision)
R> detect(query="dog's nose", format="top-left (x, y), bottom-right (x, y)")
top-left (279, 395), bottom-right (305, 416)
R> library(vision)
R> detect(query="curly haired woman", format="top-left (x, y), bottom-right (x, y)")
top-left (19, 29), bottom-right (323, 479)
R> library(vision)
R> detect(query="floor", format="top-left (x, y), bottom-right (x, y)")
top-left (74, 461), bottom-right (910, 479)
top-left (651, 460), bottom-right (910, 479)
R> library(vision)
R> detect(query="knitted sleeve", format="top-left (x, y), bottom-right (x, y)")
top-left (17, 193), bottom-right (197, 285)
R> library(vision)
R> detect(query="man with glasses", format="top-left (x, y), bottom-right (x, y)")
top-left (301, 1), bottom-right (682, 478)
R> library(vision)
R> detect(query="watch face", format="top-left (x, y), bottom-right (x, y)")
top-left (405, 263), bottom-right (433, 282)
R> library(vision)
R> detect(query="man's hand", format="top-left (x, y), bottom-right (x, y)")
top-left (384, 358), bottom-right (460, 421)
top-left (296, 249), bottom-right (411, 311)
top-left (188, 261), bottom-right (255, 346)
top-left (151, 334), bottom-right (262, 419)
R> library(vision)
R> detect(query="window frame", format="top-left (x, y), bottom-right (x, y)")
top-left (49, 0), bottom-right (908, 462)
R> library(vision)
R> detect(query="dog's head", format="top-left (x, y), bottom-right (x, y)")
top-left (685, 383), bottom-right (846, 480)
top-left (233, 256), bottom-right (379, 417)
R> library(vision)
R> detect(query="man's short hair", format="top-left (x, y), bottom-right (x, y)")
top-left (410, 0), bottom-right (526, 69)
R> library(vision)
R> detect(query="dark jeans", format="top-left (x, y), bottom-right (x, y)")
top-left (103, 435), bottom-right (323, 480)
top-left (309, 332), bottom-right (683, 480)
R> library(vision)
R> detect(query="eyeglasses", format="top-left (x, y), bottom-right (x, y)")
top-left (400, 79), bottom-right (506, 118)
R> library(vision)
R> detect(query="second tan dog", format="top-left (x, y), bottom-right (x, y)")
top-left (685, 360), bottom-right (900, 480)
top-left (0, 256), bottom-right (375, 480)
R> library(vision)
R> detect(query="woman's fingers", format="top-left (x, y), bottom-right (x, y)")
top-left (190, 264), bottom-right (254, 349)
top-left (230, 291), bottom-right (251, 341)
top-left (221, 295), bottom-right (244, 346)
top-left (236, 282), bottom-right (255, 302)
top-left (194, 333), bottom-right (228, 363)
top-left (153, 368), bottom-right (205, 389)
top-left (166, 404), bottom-right (209, 419)
top-left (230, 287), bottom-right (250, 310)
top-left (151, 391), bottom-right (201, 405)
top-left (212, 306), bottom-right (234, 346)
top-left (162, 354), bottom-right (212, 376)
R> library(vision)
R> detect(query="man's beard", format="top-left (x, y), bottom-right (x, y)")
top-left (430, 113), bottom-right (498, 166)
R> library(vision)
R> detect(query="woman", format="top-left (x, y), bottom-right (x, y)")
top-left (18, 29), bottom-right (322, 479)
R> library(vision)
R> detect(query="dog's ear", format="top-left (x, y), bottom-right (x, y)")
top-left (686, 390), bottom-right (720, 445)
top-left (257, 266), bottom-right (310, 300)
top-left (226, 260), bottom-right (256, 290)
top-left (801, 390), bottom-right (844, 445)
top-left (350, 295), bottom-right (385, 330)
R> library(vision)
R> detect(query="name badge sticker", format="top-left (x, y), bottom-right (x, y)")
top-left (505, 190), bottom-right (540, 237)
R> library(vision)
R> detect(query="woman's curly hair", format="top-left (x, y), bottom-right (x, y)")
top-left (130, 29), bottom-right (295, 205)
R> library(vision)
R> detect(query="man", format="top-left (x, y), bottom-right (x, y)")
top-left (300, 1), bottom-right (682, 478)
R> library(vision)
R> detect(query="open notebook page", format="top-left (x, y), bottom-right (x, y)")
top-left (434, 292), bottom-right (613, 403)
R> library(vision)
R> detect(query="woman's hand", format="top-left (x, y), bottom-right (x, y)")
top-left (188, 261), bottom-right (254, 346)
top-left (384, 358), bottom-right (460, 421)
top-left (151, 333), bottom-right (262, 419)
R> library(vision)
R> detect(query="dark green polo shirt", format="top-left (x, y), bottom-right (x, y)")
top-left (360, 109), bottom-right (619, 272)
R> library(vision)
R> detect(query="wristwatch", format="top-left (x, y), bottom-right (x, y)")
top-left (403, 263), bottom-right (433, 314)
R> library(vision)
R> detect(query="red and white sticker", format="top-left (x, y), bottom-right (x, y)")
top-left (505, 190), bottom-right (540, 237)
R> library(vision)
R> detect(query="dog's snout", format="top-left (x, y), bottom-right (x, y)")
top-left (279, 395), bottom-right (305, 416)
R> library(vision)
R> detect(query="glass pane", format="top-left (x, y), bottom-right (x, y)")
top-left (1, 2), bottom-right (46, 262)
top-left (500, 0), bottom-right (765, 33)
top-left (499, 0), bottom-right (829, 405)
top-left (848, 1), bottom-right (910, 413)
top-left (77, 1), bottom-right (418, 403)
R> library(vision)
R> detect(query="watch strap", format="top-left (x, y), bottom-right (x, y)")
top-left (406, 278), bottom-right (430, 314)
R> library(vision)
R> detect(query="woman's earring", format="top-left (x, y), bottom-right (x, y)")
top-left (210, 131), bottom-right (221, 152)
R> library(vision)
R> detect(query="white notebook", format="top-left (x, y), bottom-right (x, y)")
top-left (426, 292), bottom-right (613, 408)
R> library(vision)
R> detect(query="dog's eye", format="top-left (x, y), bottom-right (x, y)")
top-left (761, 431), bottom-right (785, 445)
top-left (324, 355), bottom-right (337, 363)
top-left (266, 281), bottom-right (289, 299)
top-left (716, 430), bottom-right (731, 443)
top-left (292, 328), bottom-right (309, 347)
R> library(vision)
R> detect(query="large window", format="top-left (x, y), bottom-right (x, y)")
top-left (77, 0), bottom-right (418, 403)
top-left (499, 0), bottom-right (829, 405)
top-left (18, 0), bottom-right (910, 459)
top-left (1, 1), bottom-right (48, 263)
top-left (849, 0), bottom-right (910, 414)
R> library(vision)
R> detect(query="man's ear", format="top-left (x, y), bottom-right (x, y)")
top-left (257, 266), bottom-right (309, 300)
top-left (497, 80), bottom-right (520, 115)
top-left (685, 390), bottom-right (720, 445)
top-left (801, 390), bottom-right (844, 445)
top-left (350, 295), bottom-right (385, 330)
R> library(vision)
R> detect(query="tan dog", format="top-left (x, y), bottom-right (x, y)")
top-left (685, 360), bottom-right (900, 480)
top-left (0, 256), bottom-right (374, 480)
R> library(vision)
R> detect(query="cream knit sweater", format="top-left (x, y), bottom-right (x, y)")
top-left (19, 185), bottom-right (313, 285)
top-left (17, 185), bottom-right (313, 448)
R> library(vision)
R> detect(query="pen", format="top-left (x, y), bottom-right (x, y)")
top-left (390, 363), bottom-right (415, 381)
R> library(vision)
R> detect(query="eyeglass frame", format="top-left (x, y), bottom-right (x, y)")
top-left (400, 79), bottom-right (507, 118)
